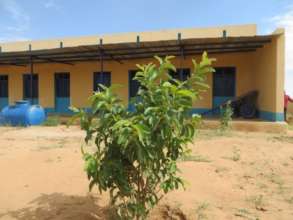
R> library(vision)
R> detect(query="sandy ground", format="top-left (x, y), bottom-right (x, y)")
top-left (1, 126), bottom-right (293, 219)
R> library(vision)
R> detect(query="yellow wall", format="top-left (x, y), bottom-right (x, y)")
top-left (0, 52), bottom-right (256, 110)
top-left (253, 29), bottom-right (285, 114)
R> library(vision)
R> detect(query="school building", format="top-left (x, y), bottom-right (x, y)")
top-left (0, 24), bottom-right (285, 121)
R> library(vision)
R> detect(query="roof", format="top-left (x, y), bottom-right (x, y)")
top-left (0, 35), bottom-right (273, 66)
top-left (0, 24), bottom-right (279, 66)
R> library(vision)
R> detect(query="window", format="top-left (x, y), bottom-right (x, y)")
top-left (169, 68), bottom-right (190, 82)
top-left (129, 70), bottom-right (140, 98)
top-left (23, 74), bottom-right (38, 99)
top-left (93, 72), bottom-right (111, 91)
top-left (0, 75), bottom-right (8, 98)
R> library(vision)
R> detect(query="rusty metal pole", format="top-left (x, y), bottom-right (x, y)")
top-left (29, 44), bottom-right (33, 104)
top-left (99, 39), bottom-right (104, 88)
top-left (178, 33), bottom-right (184, 78)
top-left (30, 56), bottom-right (34, 104)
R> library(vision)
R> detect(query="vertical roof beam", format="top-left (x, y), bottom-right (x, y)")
top-left (29, 53), bottom-right (34, 104)
top-left (223, 30), bottom-right (227, 38)
top-left (99, 38), bottom-right (104, 74)
top-left (178, 33), bottom-right (185, 71)
top-left (136, 35), bottom-right (140, 47)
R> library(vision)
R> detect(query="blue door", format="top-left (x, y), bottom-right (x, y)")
top-left (0, 75), bottom-right (8, 110)
top-left (213, 67), bottom-right (236, 114)
top-left (55, 73), bottom-right (70, 114)
top-left (23, 74), bottom-right (39, 105)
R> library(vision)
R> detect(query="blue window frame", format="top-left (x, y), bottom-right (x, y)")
top-left (23, 74), bottom-right (38, 99)
top-left (93, 72), bottom-right (111, 91)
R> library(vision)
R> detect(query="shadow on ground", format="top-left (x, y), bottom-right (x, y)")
top-left (0, 193), bottom-right (114, 220)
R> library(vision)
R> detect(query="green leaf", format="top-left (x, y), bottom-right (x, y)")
top-left (177, 89), bottom-right (196, 99)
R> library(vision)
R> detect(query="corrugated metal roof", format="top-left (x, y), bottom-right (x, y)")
top-left (0, 35), bottom-right (272, 66)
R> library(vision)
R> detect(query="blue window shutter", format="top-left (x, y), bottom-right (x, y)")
top-left (213, 67), bottom-right (236, 97)
top-left (103, 72), bottom-right (111, 87)
top-left (93, 72), bottom-right (111, 91)
top-left (23, 74), bottom-right (38, 99)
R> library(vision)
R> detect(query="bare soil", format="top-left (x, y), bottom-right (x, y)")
top-left (1, 126), bottom-right (293, 219)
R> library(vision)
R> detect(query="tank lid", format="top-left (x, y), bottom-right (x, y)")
top-left (15, 100), bottom-right (30, 105)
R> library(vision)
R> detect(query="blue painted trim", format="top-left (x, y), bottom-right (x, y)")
top-left (259, 110), bottom-right (284, 122)
top-left (212, 96), bottom-right (233, 115)
top-left (24, 98), bottom-right (39, 105)
top-left (55, 97), bottom-right (71, 114)
top-left (45, 107), bottom-right (91, 115)
top-left (190, 108), bottom-right (211, 115)
top-left (0, 97), bottom-right (8, 110)
top-left (44, 106), bottom-right (283, 122)
top-left (44, 108), bottom-right (55, 115)
top-left (213, 96), bottom-right (233, 107)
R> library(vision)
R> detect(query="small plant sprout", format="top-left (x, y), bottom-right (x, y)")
top-left (231, 147), bottom-right (241, 161)
top-left (42, 116), bottom-right (60, 126)
top-left (234, 208), bottom-right (259, 220)
top-left (247, 195), bottom-right (267, 212)
top-left (72, 53), bottom-right (215, 219)
top-left (223, 147), bottom-right (241, 162)
top-left (196, 202), bottom-right (209, 220)
top-left (180, 154), bottom-right (212, 163)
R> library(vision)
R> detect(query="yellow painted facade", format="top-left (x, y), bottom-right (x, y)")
top-left (253, 29), bottom-right (285, 117)
top-left (0, 25), bottom-right (285, 121)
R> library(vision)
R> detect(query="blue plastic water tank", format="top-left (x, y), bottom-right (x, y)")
top-left (27, 105), bottom-right (46, 125)
top-left (0, 100), bottom-right (46, 126)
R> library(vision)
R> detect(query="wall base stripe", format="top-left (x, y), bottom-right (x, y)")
top-left (44, 107), bottom-right (284, 122)
top-left (259, 110), bottom-right (284, 122)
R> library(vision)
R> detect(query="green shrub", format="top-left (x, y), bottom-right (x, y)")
top-left (219, 101), bottom-right (233, 132)
top-left (72, 53), bottom-right (215, 219)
